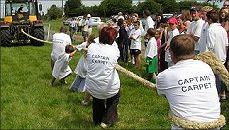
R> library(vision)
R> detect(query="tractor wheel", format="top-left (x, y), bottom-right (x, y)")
top-left (31, 27), bottom-right (44, 46)
top-left (0, 29), bottom-right (12, 47)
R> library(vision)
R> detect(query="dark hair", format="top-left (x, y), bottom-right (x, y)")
top-left (190, 6), bottom-right (201, 12)
top-left (60, 26), bottom-right (67, 33)
top-left (207, 10), bottom-right (219, 23)
top-left (65, 45), bottom-right (75, 53)
top-left (143, 9), bottom-right (151, 16)
top-left (117, 18), bottom-right (124, 26)
top-left (147, 28), bottom-right (157, 37)
top-left (99, 27), bottom-right (118, 45)
top-left (170, 34), bottom-right (195, 61)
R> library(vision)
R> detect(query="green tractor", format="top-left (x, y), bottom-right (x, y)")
top-left (0, 0), bottom-right (44, 46)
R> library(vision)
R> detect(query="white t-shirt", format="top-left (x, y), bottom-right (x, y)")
top-left (52, 53), bottom-right (72, 79)
top-left (165, 28), bottom-right (179, 62)
top-left (70, 20), bottom-right (77, 28)
top-left (198, 22), bottom-right (209, 53)
top-left (156, 59), bottom-right (220, 122)
top-left (51, 33), bottom-right (71, 62)
top-left (82, 19), bottom-right (89, 32)
top-left (117, 15), bottom-right (124, 20)
top-left (207, 23), bottom-right (229, 63)
top-left (187, 18), bottom-right (205, 51)
top-left (85, 43), bottom-right (120, 99)
top-left (144, 16), bottom-right (155, 36)
top-left (144, 37), bottom-right (157, 58)
top-left (129, 28), bottom-right (142, 50)
top-left (74, 42), bottom-right (88, 78)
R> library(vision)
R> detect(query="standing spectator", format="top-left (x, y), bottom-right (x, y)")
top-left (51, 26), bottom-right (71, 70)
top-left (198, 6), bottom-right (213, 53)
top-left (223, 0), bottom-right (229, 9)
top-left (187, 6), bottom-right (205, 54)
top-left (219, 7), bottom-right (229, 73)
top-left (158, 20), bottom-right (169, 72)
top-left (85, 27), bottom-right (120, 128)
top-left (143, 9), bottom-right (155, 48)
top-left (87, 14), bottom-right (93, 36)
top-left (129, 21), bottom-right (142, 70)
top-left (69, 18), bottom-right (78, 41)
top-left (206, 10), bottom-right (229, 99)
top-left (177, 9), bottom-right (191, 34)
top-left (117, 19), bottom-right (129, 63)
top-left (207, 10), bottom-right (228, 66)
top-left (81, 14), bottom-right (89, 42)
top-left (155, 11), bottom-right (163, 29)
top-left (156, 34), bottom-right (223, 130)
top-left (117, 12), bottom-right (124, 20)
top-left (144, 28), bottom-right (158, 83)
top-left (155, 29), bottom-right (162, 72)
top-left (165, 17), bottom-right (179, 67)
top-left (128, 13), bottom-right (144, 64)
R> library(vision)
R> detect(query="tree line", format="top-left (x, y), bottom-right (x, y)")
top-left (46, 0), bottom-right (218, 20)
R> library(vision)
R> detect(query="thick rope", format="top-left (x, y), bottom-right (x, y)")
top-left (115, 64), bottom-right (156, 89)
top-left (169, 112), bottom-right (226, 129)
top-left (21, 29), bottom-right (53, 44)
top-left (195, 51), bottom-right (229, 90)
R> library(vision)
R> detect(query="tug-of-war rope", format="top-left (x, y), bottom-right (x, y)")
top-left (169, 112), bottom-right (226, 129)
top-left (24, 30), bottom-right (227, 129)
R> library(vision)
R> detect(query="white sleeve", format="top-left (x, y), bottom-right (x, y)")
top-left (132, 30), bottom-right (141, 40)
top-left (207, 29), bottom-right (215, 51)
top-left (156, 73), bottom-right (166, 96)
top-left (146, 40), bottom-right (157, 58)
top-left (193, 22), bottom-right (203, 37)
top-left (76, 42), bottom-right (87, 51)
top-left (148, 18), bottom-right (155, 28)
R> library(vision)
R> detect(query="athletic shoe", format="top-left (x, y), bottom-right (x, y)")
top-left (81, 100), bottom-right (89, 106)
top-left (100, 122), bottom-right (110, 129)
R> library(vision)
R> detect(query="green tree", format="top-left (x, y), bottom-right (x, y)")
top-left (136, 0), bottom-right (161, 15)
top-left (47, 5), bottom-right (62, 20)
top-left (155, 0), bottom-right (178, 13)
top-left (99, 0), bottom-right (132, 17)
top-left (64, 0), bottom-right (82, 17)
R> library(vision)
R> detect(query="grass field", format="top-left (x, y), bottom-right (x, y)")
top-left (1, 19), bottom-right (228, 129)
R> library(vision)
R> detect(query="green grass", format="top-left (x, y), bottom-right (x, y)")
top-left (1, 19), bottom-right (228, 129)
top-left (0, 44), bottom-right (170, 129)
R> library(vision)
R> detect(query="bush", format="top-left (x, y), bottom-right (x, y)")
top-left (47, 5), bottom-right (63, 20)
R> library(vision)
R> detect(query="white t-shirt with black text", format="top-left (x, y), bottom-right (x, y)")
top-left (51, 33), bottom-right (71, 62)
top-left (85, 43), bottom-right (120, 99)
top-left (156, 59), bottom-right (220, 122)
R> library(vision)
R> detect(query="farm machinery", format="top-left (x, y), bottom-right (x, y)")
top-left (0, 0), bottom-right (44, 46)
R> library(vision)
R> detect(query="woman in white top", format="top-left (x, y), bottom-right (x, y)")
top-left (51, 26), bottom-right (71, 70)
top-left (85, 27), bottom-right (120, 128)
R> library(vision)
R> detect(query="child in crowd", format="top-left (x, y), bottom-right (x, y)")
top-left (144, 28), bottom-right (158, 83)
top-left (129, 21), bottom-right (142, 70)
top-left (69, 35), bottom-right (95, 105)
top-left (165, 17), bottom-right (179, 67)
top-left (155, 29), bottom-right (162, 72)
top-left (52, 45), bottom-right (76, 85)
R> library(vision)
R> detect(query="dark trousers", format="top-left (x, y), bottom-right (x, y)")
top-left (118, 43), bottom-right (128, 63)
top-left (92, 91), bottom-right (120, 125)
